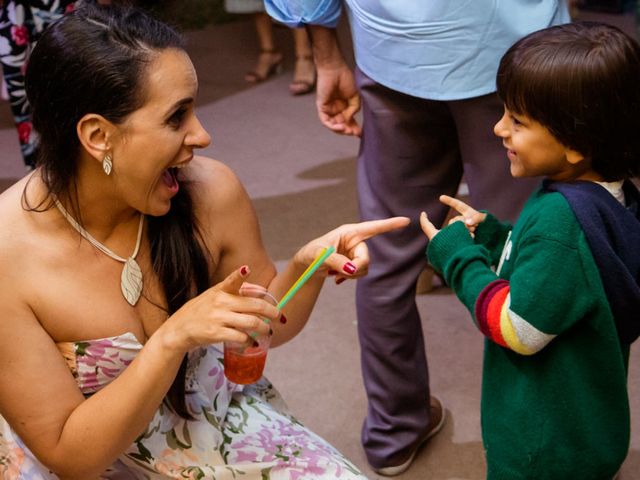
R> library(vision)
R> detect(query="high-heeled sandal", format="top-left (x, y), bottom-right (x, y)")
top-left (245, 49), bottom-right (284, 84)
top-left (288, 55), bottom-right (317, 96)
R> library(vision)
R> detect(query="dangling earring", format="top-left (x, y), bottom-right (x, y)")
top-left (102, 153), bottom-right (113, 176)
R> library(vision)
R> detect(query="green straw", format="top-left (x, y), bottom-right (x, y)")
top-left (277, 246), bottom-right (335, 309)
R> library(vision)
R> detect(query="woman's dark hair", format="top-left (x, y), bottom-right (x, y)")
top-left (497, 21), bottom-right (640, 181)
top-left (25, 2), bottom-right (208, 418)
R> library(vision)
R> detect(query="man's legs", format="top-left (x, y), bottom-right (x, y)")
top-left (354, 68), bottom-right (461, 469)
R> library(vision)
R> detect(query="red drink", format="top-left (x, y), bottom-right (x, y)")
top-left (224, 344), bottom-right (268, 384)
top-left (223, 284), bottom-right (275, 384)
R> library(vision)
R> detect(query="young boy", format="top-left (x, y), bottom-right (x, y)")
top-left (420, 22), bottom-right (640, 479)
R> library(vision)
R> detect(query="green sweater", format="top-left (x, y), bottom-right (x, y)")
top-left (427, 188), bottom-right (630, 479)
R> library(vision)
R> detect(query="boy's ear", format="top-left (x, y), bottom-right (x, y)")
top-left (566, 148), bottom-right (585, 165)
top-left (76, 113), bottom-right (116, 163)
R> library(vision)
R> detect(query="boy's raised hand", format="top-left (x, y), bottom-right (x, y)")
top-left (420, 211), bottom-right (440, 240)
top-left (420, 195), bottom-right (487, 241)
top-left (440, 195), bottom-right (486, 235)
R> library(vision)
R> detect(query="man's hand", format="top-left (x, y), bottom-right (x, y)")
top-left (308, 25), bottom-right (362, 136)
top-left (316, 63), bottom-right (361, 136)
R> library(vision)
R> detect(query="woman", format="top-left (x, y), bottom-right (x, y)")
top-left (0, 3), bottom-right (408, 478)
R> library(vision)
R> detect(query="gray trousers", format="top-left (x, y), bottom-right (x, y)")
top-left (354, 68), bottom-right (538, 468)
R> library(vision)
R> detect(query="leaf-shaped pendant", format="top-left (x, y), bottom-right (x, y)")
top-left (121, 257), bottom-right (143, 306)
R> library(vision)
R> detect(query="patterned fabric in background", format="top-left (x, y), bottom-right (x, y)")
top-left (0, 0), bottom-right (76, 169)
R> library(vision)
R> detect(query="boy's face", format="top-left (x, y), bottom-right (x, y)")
top-left (493, 107), bottom-right (591, 181)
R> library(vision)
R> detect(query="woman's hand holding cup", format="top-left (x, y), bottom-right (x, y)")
top-left (161, 266), bottom-right (277, 354)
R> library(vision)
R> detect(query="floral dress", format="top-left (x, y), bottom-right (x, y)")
top-left (0, 332), bottom-right (367, 479)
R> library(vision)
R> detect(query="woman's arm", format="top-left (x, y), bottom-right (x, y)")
top-left (194, 158), bottom-right (324, 346)
top-left (266, 218), bottom-right (411, 345)
top-left (191, 157), bottom-right (409, 347)
top-left (0, 264), bottom-right (273, 478)
top-left (0, 171), bottom-right (277, 479)
top-left (0, 263), bottom-right (183, 477)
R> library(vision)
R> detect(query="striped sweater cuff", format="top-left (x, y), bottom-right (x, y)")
top-left (475, 280), bottom-right (556, 355)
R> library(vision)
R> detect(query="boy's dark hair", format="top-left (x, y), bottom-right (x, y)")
top-left (497, 21), bottom-right (640, 181)
top-left (25, 3), bottom-right (207, 419)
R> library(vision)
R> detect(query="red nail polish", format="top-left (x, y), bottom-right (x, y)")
top-left (240, 265), bottom-right (249, 276)
top-left (328, 270), bottom-right (338, 276)
top-left (336, 277), bottom-right (346, 285)
top-left (342, 262), bottom-right (356, 274)
top-left (279, 314), bottom-right (287, 324)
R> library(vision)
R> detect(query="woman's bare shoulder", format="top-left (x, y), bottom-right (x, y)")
top-left (0, 176), bottom-right (37, 257)
top-left (185, 156), bottom-right (250, 214)
top-left (182, 156), bottom-right (269, 281)
top-left (0, 178), bottom-right (43, 328)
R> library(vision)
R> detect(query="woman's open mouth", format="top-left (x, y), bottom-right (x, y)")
top-left (161, 167), bottom-right (180, 194)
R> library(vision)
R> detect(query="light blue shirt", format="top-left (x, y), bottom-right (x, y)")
top-left (265, 0), bottom-right (570, 100)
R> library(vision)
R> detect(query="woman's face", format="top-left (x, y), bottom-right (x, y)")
top-left (109, 48), bottom-right (211, 216)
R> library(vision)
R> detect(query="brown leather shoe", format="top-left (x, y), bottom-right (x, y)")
top-left (373, 396), bottom-right (446, 477)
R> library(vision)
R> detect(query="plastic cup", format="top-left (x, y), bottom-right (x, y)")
top-left (223, 333), bottom-right (271, 384)
top-left (223, 284), bottom-right (276, 384)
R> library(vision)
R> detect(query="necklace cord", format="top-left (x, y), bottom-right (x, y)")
top-left (53, 196), bottom-right (145, 306)
top-left (53, 197), bottom-right (144, 262)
